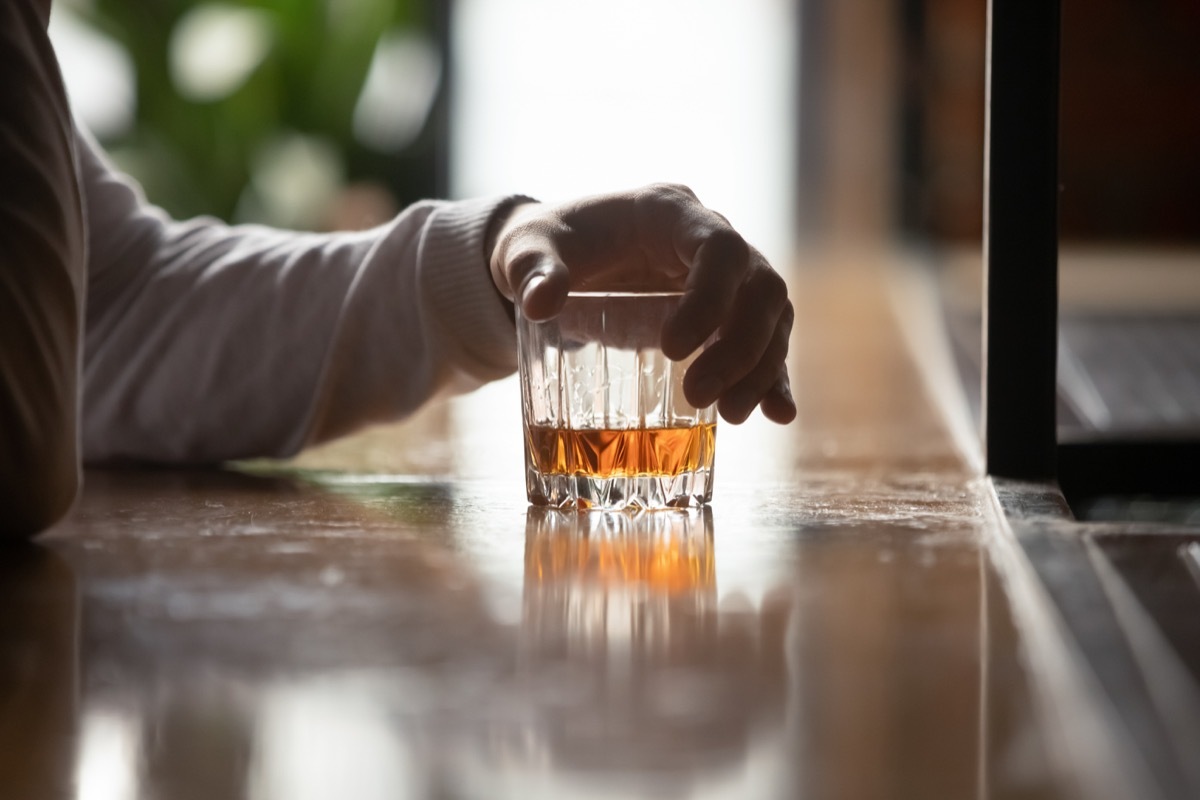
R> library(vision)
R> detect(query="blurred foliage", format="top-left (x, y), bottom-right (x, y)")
top-left (78, 0), bottom-right (439, 226)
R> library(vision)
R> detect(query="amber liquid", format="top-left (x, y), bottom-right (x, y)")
top-left (527, 423), bottom-right (716, 478)
top-left (525, 523), bottom-right (715, 594)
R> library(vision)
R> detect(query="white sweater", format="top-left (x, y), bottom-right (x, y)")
top-left (1, 1), bottom-right (518, 532)
top-left (78, 134), bottom-right (519, 463)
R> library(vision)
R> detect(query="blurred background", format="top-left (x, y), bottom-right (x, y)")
top-left (895, 0), bottom-right (1200, 245)
top-left (47, 0), bottom-right (1200, 474)
top-left (52, 0), bottom-right (444, 232)
top-left (50, 0), bottom-right (1200, 252)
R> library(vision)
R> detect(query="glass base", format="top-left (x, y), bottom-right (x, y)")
top-left (526, 468), bottom-right (714, 511)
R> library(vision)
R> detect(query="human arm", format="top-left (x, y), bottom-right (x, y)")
top-left (80, 133), bottom-right (520, 464)
top-left (488, 184), bottom-right (796, 425)
top-left (0, 0), bottom-right (87, 537)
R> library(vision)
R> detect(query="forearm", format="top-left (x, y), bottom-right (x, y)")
top-left (81, 137), bottom-right (519, 463)
top-left (0, 1), bottom-right (86, 536)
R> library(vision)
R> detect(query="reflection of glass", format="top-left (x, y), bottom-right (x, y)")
top-left (510, 507), bottom-right (785, 789)
top-left (523, 508), bottom-right (716, 664)
top-left (524, 506), bottom-right (715, 594)
top-left (517, 292), bottom-right (717, 510)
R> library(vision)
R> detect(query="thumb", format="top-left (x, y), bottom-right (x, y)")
top-left (499, 235), bottom-right (571, 320)
top-left (517, 256), bottom-right (571, 321)
top-left (490, 208), bottom-right (572, 321)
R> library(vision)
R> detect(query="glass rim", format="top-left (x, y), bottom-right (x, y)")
top-left (565, 290), bottom-right (685, 298)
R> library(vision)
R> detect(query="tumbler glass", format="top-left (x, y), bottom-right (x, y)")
top-left (516, 291), bottom-right (717, 510)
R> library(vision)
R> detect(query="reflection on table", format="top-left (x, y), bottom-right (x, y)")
top-left (515, 508), bottom-right (786, 790)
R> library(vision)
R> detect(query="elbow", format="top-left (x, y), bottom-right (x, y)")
top-left (0, 455), bottom-right (79, 540)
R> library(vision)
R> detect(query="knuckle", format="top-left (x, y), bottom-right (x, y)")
top-left (747, 265), bottom-right (781, 290)
top-left (636, 183), bottom-right (699, 216)
top-left (651, 182), bottom-right (697, 200)
top-left (770, 321), bottom-right (792, 358)
top-left (773, 303), bottom-right (795, 348)
top-left (706, 227), bottom-right (749, 263)
top-left (765, 267), bottom-right (788, 295)
top-left (779, 298), bottom-right (795, 328)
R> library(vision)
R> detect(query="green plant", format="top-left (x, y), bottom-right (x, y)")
top-left (79, 0), bottom-right (436, 226)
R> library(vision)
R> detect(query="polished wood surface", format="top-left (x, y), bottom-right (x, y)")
top-left (3, 259), bottom-right (1144, 799)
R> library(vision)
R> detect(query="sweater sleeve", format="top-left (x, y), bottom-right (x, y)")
top-left (0, 1), bottom-right (87, 536)
top-left (80, 132), bottom-right (519, 464)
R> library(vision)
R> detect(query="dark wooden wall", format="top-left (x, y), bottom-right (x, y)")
top-left (899, 0), bottom-right (1200, 244)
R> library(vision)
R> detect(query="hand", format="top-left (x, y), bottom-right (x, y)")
top-left (488, 183), bottom-right (795, 425)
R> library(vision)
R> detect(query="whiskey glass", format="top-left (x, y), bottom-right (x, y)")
top-left (516, 291), bottom-right (716, 510)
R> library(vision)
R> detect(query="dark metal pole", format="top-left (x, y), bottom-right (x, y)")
top-left (432, 0), bottom-right (454, 198)
top-left (982, 0), bottom-right (1061, 479)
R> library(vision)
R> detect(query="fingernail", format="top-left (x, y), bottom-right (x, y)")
top-left (779, 383), bottom-right (793, 405)
top-left (520, 273), bottom-right (548, 309)
top-left (778, 376), bottom-right (794, 405)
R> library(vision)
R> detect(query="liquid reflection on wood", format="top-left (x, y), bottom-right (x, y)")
top-left (523, 507), bottom-right (715, 592)
top-left (515, 507), bottom-right (790, 787)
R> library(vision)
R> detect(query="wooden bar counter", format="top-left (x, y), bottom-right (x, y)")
top-left (0, 256), bottom-right (1153, 799)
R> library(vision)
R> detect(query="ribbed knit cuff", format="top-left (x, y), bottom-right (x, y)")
top-left (420, 196), bottom-right (524, 382)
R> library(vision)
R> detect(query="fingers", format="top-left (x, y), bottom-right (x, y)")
top-left (716, 325), bottom-right (795, 424)
top-left (490, 214), bottom-right (572, 321)
top-left (640, 186), bottom-right (794, 424)
top-left (660, 230), bottom-right (752, 359)
top-left (681, 267), bottom-right (786, 398)
top-left (758, 372), bottom-right (798, 425)
top-left (512, 252), bottom-right (571, 321)
top-left (688, 293), bottom-right (794, 423)
top-left (655, 195), bottom-right (752, 360)
top-left (489, 184), bottom-right (797, 424)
